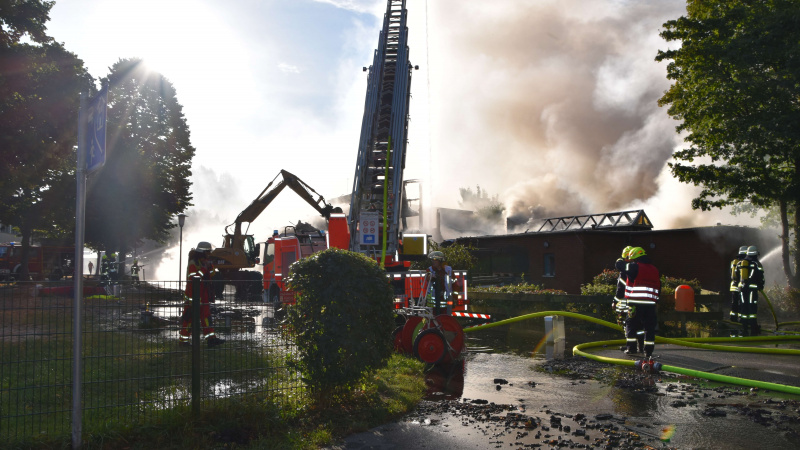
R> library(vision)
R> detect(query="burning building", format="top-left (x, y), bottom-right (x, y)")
top-left (453, 210), bottom-right (779, 294)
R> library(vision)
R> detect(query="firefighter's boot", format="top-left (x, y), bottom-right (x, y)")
top-left (208, 337), bottom-right (226, 348)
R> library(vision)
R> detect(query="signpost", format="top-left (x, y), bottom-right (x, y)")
top-left (86, 85), bottom-right (107, 173)
top-left (73, 85), bottom-right (107, 449)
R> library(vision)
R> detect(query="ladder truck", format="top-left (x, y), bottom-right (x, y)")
top-left (348, 0), bottom-right (469, 363)
top-left (264, 1), bottom-right (473, 363)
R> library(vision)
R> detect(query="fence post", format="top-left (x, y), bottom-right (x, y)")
top-left (191, 276), bottom-right (201, 415)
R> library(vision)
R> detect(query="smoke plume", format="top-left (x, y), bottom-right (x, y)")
top-left (425, 0), bottom-right (720, 228)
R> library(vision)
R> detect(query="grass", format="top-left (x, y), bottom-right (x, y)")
top-left (2, 285), bottom-right (427, 449)
top-left (7, 354), bottom-right (425, 449)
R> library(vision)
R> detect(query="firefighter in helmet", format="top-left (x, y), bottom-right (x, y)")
top-left (737, 246), bottom-right (764, 336)
top-left (130, 259), bottom-right (141, 285)
top-left (107, 252), bottom-right (119, 282)
top-left (614, 246), bottom-right (643, 352)
top-left (427, 251), bottom-right (454, 315)
top-left (179, 242), bottom-right (225, 347)
top-left (613, 246), bottom-right (633, 312)
top-left (623, 247), bottom-right (661, 358)
top-left (729, 246), bottom-right (747, 323)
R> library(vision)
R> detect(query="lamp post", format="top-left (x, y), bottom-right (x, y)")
top-left (178, 213), bottom-right (186, 284)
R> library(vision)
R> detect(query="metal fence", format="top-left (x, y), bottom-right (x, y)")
top-left (0, 279), bottom-right (302, 444)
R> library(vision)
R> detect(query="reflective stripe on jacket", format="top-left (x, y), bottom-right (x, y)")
top-left (625, 261), bottom-right (660, 304)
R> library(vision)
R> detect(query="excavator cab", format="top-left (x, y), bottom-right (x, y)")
top-left (216, 234), bottom-right (260, 269)
top-left (244, 235), bottom-right (260, 265)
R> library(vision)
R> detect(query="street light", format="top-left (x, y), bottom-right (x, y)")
top-left (178, 213), bottom-right (187, 284)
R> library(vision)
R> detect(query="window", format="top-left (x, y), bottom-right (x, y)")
top-left (543, 253), bottom-right (555, 277)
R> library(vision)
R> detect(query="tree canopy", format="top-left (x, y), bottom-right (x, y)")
top-left (656, 0), bottom-right (800, 287)
top-left (0, 0), bottom-right (53, 48)
top-left (0, 21), bottom-right (94, 278)
top-left (85, 58), bottom-right (194, 258)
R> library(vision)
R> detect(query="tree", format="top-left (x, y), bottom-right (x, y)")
top-left (85, 59), bottom-right (194, 265)
top-left (0, 0), bottom-right (53, 48)
top-left (286, 248), bottom-right (395, 405)
top-left (459, 185), bottom-right (505, 221)
top-left (0, 37), bottom-right (94, 279)
top-left (656, 0), bottom-right (800, 288)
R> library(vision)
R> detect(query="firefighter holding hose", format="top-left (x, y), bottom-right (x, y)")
top-left (623, 247), bottom-right (661, 358)
top-left (614, 246), bottom-right (643, 352)
top-left (179, 242), bottom-right (225, 347)
top-left (737, 246), bottom-right (764, 336)
top-left (729, 246), bottom-right (747, 323)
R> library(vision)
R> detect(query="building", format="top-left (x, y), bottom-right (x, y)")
top-left (454, 210), bottom-right (778, 294)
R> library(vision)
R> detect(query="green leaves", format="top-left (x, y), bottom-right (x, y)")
top-left (657, 0), bottom-right (800, 286)
top-left (85, 58), bottom-right (194, 252)
top-left (286, 248), bottom-right (395, 404)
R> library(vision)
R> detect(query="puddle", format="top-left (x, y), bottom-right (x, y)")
top-left (417, 320), bottom-right (800, 449)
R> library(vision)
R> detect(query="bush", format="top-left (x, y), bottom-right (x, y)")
top-left (591, 269), bottom-right (620, 287)
top-left (580, 269), bottom-right (703, 298)
top-left (660, 275), bottom-right (702, 297)
top-left (472, 283), bottom-right (567, 295)
top-left (763, 286), bottom-right (800, 318)
top-left (580, 269), bottom-right (618, 295)
top-left (286, 248), bottom-right (396, 405)
top-left (580, 283), bottom-right (615, 296)
top-left (410, 241), bottom-right (477, 271)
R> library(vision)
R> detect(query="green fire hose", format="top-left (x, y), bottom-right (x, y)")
top-left (463, 310), bottom-right (800, 395)
top-left (759, 289), bottom-right (800, 331)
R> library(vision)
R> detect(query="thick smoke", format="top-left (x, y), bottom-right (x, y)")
top-left (426, 0), bottom-right (704, 228)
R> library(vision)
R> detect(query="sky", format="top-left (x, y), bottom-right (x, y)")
top-left (46, 0), bottom-right (762, 280)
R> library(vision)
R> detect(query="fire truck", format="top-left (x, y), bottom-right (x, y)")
top-left (0, 242), bottom-right (75, 282)
top-left (264, 0), bottom-right (472, 363)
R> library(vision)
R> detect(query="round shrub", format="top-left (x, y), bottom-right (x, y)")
top-left (286, 248), bottom-right (395, 403)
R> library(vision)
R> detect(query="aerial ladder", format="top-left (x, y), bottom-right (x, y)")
top-left (347, 0), bottom-right (470, 364)
top-left (348, 0), bottom-right (417, 266)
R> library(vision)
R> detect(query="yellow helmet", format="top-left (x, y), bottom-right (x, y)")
top-left (628, 247), bottom-right (646, 260)
top-left (622, 246), bottom-right (633, 259)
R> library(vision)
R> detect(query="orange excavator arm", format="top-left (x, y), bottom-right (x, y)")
top-left (229, 169), bottom-right (341, 237)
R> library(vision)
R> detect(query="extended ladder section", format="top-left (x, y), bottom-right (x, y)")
top-left (349, 0), bottom-right (413, 258)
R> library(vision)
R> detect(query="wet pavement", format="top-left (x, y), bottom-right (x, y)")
top-left (328, 326), bottom-right (800, 449)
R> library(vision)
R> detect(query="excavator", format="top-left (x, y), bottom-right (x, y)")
top-left (208, 169), bottom-right (341, 300)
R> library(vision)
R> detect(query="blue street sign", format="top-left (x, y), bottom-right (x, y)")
top-left (86, 86), bottom-right (107, 173)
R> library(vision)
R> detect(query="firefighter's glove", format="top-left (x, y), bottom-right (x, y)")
top-left (628, 305), bottom-right (637, 318)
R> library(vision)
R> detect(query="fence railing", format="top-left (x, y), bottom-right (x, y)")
top-left (0, 279), bottom-right (302, 444)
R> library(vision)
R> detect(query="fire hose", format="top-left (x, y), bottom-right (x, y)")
top-left (463, 310), bottom-right (800, 396)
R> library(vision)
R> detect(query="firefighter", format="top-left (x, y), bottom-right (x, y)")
top-left (179, 242), bottom-right (225, 347)
top-left (729, 246), bottom-right (748, 323)
top-left (130, 259), bottom-right (140, 285)
top-left (614, 246), bottom-right (643, 352)
top-left (737, 246), bottom-right (764, 336)
top-left (623, 247), bottom-right (661, 358)
top-left (101, 253), bottom-right (109, 277)
top-left (107, 252), bottom-right (119, 283)
top-left (427, 251), bottom-right (454, 315)
top-left (613, 246), bottom-right (633, 313)
top-left (99, 253), bottom-right (110, 285)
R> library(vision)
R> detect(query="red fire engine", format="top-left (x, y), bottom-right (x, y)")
top-left (261, 213), bottom-right (469, 313)
top-left (0, 242), bottom-right (75, 282)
